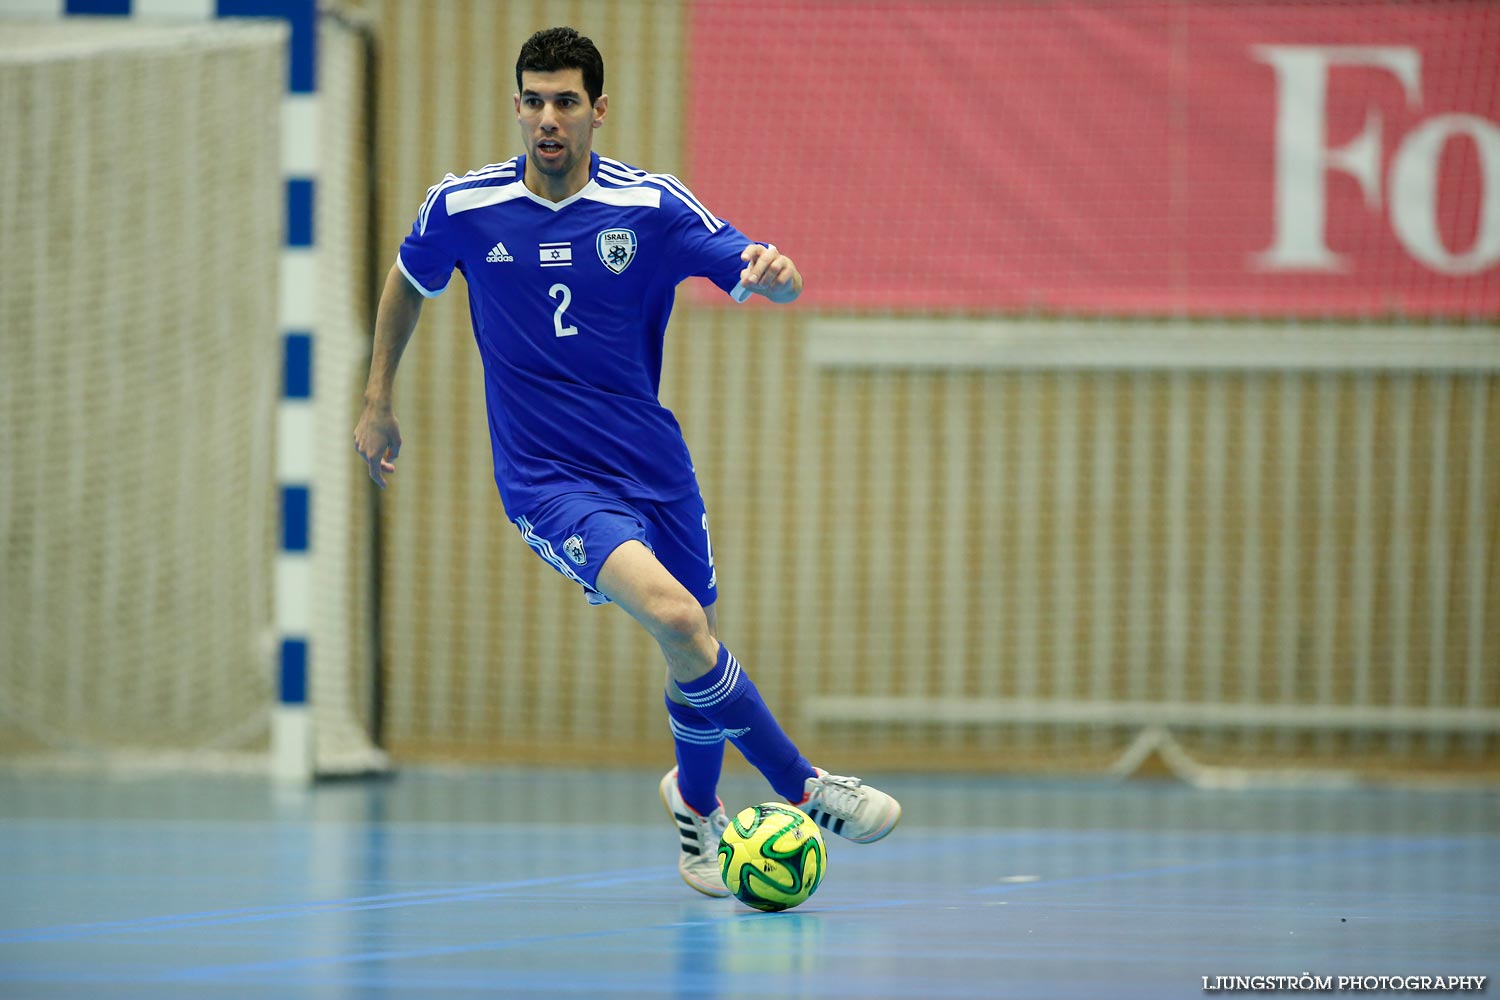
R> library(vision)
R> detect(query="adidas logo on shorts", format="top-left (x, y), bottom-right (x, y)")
top-left (486, 241), bottom-right (514, 263)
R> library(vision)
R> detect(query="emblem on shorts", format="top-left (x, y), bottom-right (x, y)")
top-left (597, 228), bottom-right (637, 274)
top-left (563, 534), bottom-right (587, 565)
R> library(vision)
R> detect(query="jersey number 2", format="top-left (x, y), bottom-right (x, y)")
top-left (549, 283), bottom-right (578, 338)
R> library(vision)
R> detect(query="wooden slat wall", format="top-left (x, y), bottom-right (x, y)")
top-left (355, 0), bottom-right (1498, 776)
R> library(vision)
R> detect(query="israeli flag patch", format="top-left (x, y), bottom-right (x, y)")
top-left (597, 228), bottom-right (637, 275)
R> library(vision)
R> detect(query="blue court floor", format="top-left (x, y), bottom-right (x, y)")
top-left (0, 767), bottom-right (1495, 999)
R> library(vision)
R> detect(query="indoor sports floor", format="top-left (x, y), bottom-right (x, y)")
top-left (0, 767), bottom-right (1495, 999)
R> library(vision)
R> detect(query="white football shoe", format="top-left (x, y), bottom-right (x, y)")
top-left (659, 767), bottom-right (731, 897)
top-left (797, 768), bottom-right (902, 843)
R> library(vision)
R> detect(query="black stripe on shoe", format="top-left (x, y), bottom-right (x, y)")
top-left (833, 817), bottom-right (846, 835)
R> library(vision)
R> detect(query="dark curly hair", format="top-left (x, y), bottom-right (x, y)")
top-left (516, 26), bottom-right (604, 106)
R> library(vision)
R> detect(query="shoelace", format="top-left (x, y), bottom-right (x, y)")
top-left (812, 773), bottom-right (865, 818)
top-left (680, 807), bottom-right (727, 852)
top-left (691, 811), bottom-right (728, 842)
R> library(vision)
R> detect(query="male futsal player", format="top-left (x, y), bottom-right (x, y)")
top-left (354, 27), bottom-right (900, 896)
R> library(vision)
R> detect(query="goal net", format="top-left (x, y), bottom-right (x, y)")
top-left (0, 19), bottom-right (283, 767)
top-left (0, 16), bottom-right (381, 776)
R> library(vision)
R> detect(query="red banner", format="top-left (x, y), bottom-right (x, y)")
top-left (686, 1), bottom-right (1500, 318)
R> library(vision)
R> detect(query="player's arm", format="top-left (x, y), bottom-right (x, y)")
top-left (736, 243), bottom-right (802, 304)
top-left (660, 175), bottom-right (799, 302)
top-left (354, 264), bottom-right (425, 489)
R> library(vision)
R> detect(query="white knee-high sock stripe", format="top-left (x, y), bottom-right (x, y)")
top-left (669, 716), bottom-right (725, 745)
top-left (682, 652), bottom-right (743, 711)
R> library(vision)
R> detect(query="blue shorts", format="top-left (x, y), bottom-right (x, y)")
top-left (513, 491), bottom-right (718, 608)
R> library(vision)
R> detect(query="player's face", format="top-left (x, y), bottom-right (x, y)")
top-left (515, 69), bottom-right (606, 184)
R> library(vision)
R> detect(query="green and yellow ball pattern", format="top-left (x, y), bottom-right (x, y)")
top-left (718, 803), bottom-right (826, 911)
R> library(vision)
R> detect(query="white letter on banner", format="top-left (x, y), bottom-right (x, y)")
top-left (1390, 114), bottom-right (1500, 274)
top-left (1252, 45), bottom-right (1421, 271)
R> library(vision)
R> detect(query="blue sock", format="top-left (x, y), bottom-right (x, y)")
top-left (664, 695), bottom-right (725, 816)
top-left (676, 644), bottom-right (815, 802)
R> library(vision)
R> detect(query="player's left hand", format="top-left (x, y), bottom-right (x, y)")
top-left (739, 244), bottom-right (802, 303)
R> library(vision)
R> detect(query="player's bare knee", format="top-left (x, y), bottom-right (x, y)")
top-left (642, 593), bottom-right (708, 649)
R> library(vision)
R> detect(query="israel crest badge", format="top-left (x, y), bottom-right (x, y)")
top-left (597, 228), bottom-right (637, 275)
top-left (563, 534), bottom-right (587, 566)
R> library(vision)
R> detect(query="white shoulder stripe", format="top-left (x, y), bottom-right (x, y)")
top-left (421, 165), bottom-right (517, 232)
top-left (447, 182), bottom-right (529, 216)
top-left (418, 159), bottom-right (519, 234)
top-left (581, 185), bottom-right (661, 209)
top-left (597, 159), bottom-right (721, 232)
top-left (614, 165), bottom-right (714, 220)
top-left (597, 156), bottom-right (649, 179)
top-left (596, 166), bottom-right (717, 232)
top-left (598, 158), bottom-right (716, 222)
top-left (420, 158), bottom-right (518, 204)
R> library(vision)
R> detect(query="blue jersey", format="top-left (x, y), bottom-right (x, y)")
top-left (397, 152), bottom-right (753, 514)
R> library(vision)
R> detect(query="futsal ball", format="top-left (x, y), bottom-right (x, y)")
top-left (718, 803), bottom-right (826, 912)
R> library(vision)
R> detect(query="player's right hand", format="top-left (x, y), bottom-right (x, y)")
top-left (353, 403), bottom-right (402, 489)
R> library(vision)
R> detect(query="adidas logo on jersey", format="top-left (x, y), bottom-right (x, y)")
top-left (486, 241), bottom-right (514, 263)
